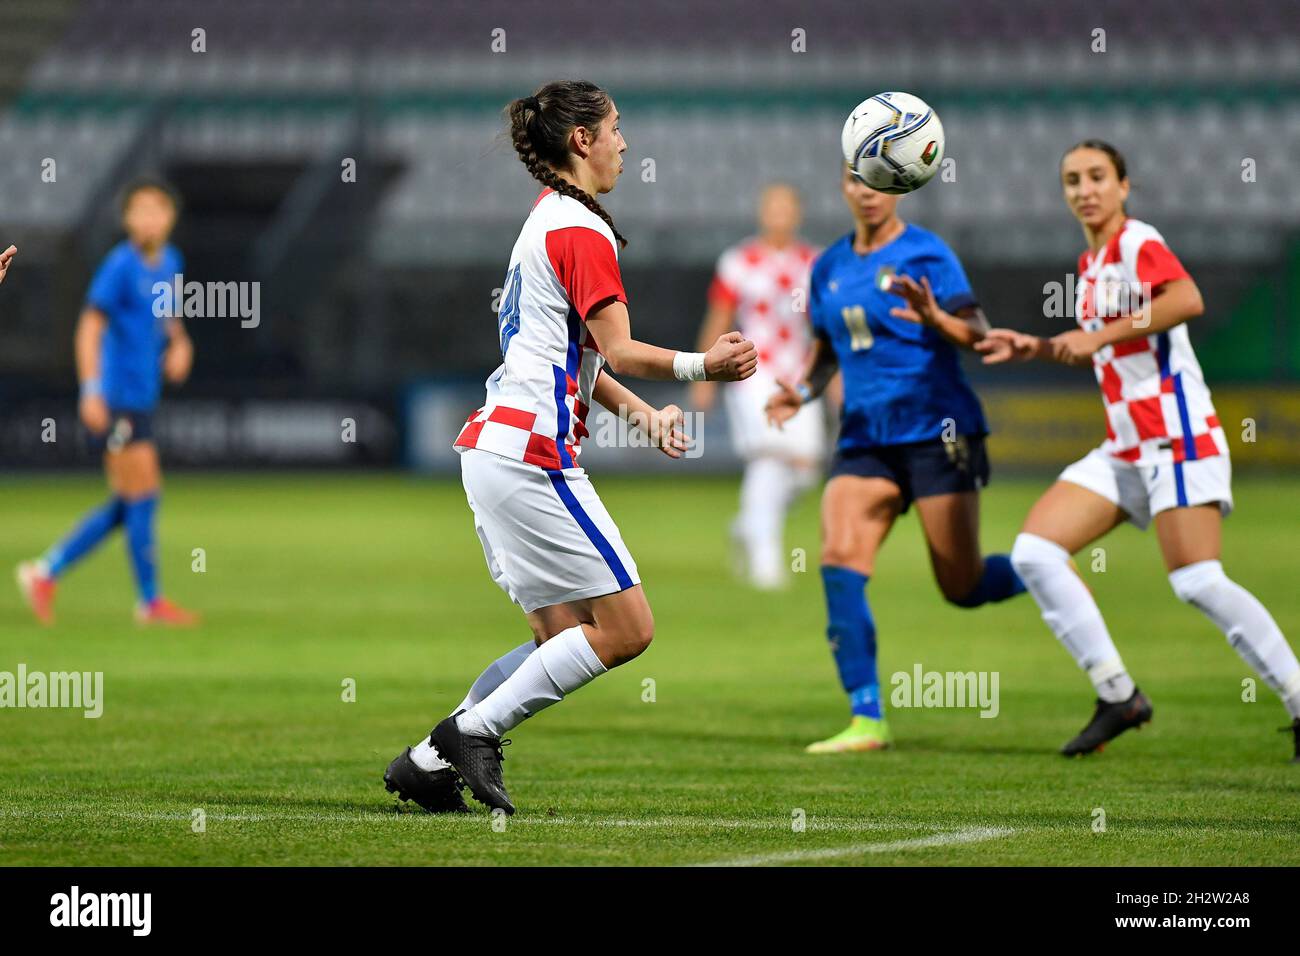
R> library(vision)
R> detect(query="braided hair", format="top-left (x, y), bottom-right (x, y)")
top-left (506, 80), bottom-right (628, 248)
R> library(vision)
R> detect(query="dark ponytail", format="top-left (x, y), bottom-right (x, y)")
top-left (507, 80), bottom-right (628, 249)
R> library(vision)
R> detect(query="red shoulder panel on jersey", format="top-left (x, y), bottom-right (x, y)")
top-left (1134, 239), bottom-right (1190, 293)
top-left (545, 226), bottom-right (628, 321)
top-left (708, 275), bottom-right (739, 308)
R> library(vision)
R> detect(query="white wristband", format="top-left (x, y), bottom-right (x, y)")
top-left (672, 351), bottom-right (707, 382)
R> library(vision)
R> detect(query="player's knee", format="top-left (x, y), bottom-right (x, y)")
top-left (627, 613), bottom-right (655, 658)
top-left (1168, 558), bottom-right (1225, 605)
top-left (941, 573), bottom-right (984, 607)
top-left (820, 538), bottom-right (857, 568)
top-left (1010, 532), bottom-right (1067, 580)
top-left (607, 615), bottom-right (653, 666)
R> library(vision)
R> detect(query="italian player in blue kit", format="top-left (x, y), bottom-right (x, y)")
top-left (766, 166), bottom-right (1025, 752)
top-left (17, 179), bottom-right (199, 626)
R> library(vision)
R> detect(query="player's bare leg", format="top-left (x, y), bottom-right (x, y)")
top-left (1012, 481), bottom-right (1151, 755)
top-left (106, 440), bottom-right (160, 499)
top-left (913, 490), bottom-right (985, 601)
top-left (1156, 505), bottom-right (1300, 761)
top-left (820, 475), bottom-right (901, 578)
top-left (806, 476), bottom-right (901, 753)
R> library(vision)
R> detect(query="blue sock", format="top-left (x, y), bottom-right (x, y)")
top-left (950, 554), bottom-right (1026, 608)
top-left (820, 565), bottom-right (881, 719)
top-left (45, 497), bottom-right (126, 577)
top-left (123, 494), bottom-right (160, 604)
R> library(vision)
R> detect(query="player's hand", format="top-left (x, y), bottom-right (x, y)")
top-left (704, 331), bottom-right (757, 382)
top-left (975, 328), bottom-right (1041, 365)
top-left (0, 245), bottom-right (16, 286)
top-left (764, 378), bottom-right (802, 430)
top-left (888, 274), bottom-right (942, 326)
top-left (163, 338), bottom-right (193, 383)
top-left (80, 394), bottom-right (110, 434)
top-left (1048, 329), bottom-right (1100, 366)
top-left (688, 380), bottom-right (717, 411)
top-left (646, 403), bottom-right (692, 459)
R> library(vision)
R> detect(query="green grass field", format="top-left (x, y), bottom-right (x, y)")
top-left (1, 472), bottom-right (1297, 866)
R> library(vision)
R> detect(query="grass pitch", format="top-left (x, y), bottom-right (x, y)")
top-left (1, 471), bottom-right (1297, 866)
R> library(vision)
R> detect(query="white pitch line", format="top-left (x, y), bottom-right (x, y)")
top-left (0, 808), bottom-right (936, 832)
top-left (698, 826), bottom-right (1016, 867)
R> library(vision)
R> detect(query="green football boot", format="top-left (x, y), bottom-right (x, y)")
top-left (804, 715), bottom-right (892, 754)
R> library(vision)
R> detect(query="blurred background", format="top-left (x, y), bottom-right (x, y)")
top-left (2, 0), bottom-right (1298, 474)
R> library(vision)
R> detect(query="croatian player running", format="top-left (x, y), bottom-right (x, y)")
top-left (691, 184), bottom-right (825, 589)
top-left (977, 141), bottom-right (1300, 761)
top-left (383, 80), bottom-right (757, 814)
top-left (16, 179), bottom-right (198, 626)
top-left (766, 166), bottom-right (1026, 754)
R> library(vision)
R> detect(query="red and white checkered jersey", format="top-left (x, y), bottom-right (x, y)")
top-left (454, 187), bottom-right (627, 470)
top-left (1074, 218), bottom-right (1224, 466)
top-left (709, 237), bottom-right (820, 384)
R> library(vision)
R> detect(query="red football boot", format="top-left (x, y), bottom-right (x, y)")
top-left (16, 561), bottom-right (57, 625)
top-left (135, 597), bottom-right (200, 627)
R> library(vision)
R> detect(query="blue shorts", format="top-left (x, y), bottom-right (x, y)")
top-left (828, 434), bottom-right (990, 512)
top-left (86, 408), bottom-right (154, 455)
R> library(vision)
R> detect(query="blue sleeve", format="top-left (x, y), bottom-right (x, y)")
top-left (85, 250), bottom-right (125, 315)
top-left (923, 238), bottom-right (978, 314)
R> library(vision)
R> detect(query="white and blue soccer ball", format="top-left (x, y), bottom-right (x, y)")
top-left (840, 91), bottom-right (945, 195)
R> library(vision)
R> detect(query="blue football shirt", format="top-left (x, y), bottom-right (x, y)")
top-left (809, 224), bottom-right (987, 450)
top-left (85, 240), bottom-right (183, 412)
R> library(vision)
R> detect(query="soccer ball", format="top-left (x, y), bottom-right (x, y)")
top-left (841, 92), bottom-right (945, 195)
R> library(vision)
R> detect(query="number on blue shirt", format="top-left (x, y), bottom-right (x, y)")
top-left (841, 305), bottom-right (874, 351)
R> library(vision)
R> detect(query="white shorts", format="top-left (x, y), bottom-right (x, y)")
top-left (724, 375), bottom-right (826, 462)
top-left (1057, 446), bottom-right (1234, 531)
top-left (459, 448), bottom-right (640, 613)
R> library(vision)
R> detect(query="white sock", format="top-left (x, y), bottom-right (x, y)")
top-left (458, 625), bottom-right (607, 737)
top-left (456, 639), bottom-right (537, 714)
top-left (410, 639), bottom-right (538, 771)
top-left (738, 457), bottom-right (794, 587)
top-left (1169, 560), bottom-right (1300, 720)
top-left (1011, 532), bottom-right (1135, 703)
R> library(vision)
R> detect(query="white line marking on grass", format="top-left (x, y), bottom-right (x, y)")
top-left (0, 808), bottom-right (937, 832)
top-left (698, 826), bottom-right (1016, 867)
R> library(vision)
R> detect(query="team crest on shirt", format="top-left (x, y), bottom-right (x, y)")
top-left (828, 279), bottom-right (839, 293)
top-left (875, 265), bottom-right (896, 292)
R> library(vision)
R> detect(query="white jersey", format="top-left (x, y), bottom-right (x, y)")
top-left (710, 237), bottom-right (820, 385)
top-left (1074, 218), bottom-right (1225, 467)
top-left (455, 187), bottom-right (626, 470)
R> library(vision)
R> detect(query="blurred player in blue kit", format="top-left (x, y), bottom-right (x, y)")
top-left (767, 166), bottom-right (1025, 752)
top-left (17, 179), bottom-right (199, 626)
